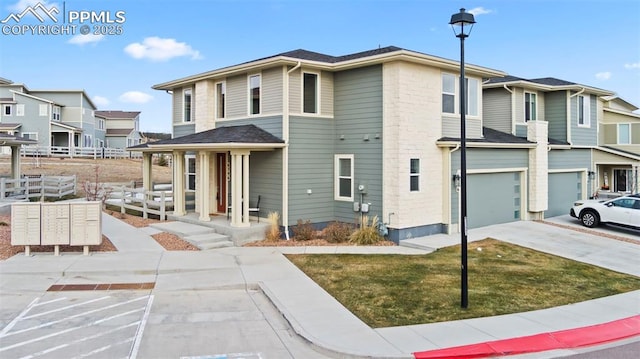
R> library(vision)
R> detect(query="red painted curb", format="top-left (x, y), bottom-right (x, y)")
top-left (413, 315), bottom-right (640, 359)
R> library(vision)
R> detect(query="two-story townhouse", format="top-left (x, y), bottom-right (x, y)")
top-left (95, 110), bottom-right (142, 149)
top-left (594, 96), bottom-right (640, 195)
top-left (482, 76), bottom-right (618, 217)
top-left (135, 46), bottom-right (609, 242)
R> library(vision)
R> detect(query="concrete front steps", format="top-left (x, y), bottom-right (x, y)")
top-left (149, 221), bottom-right (234, 250)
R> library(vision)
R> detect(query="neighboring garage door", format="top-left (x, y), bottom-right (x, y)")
top-left (546, 172), bottom-right (582, 218)
top-left (467, 172), bottom-right (522, 229)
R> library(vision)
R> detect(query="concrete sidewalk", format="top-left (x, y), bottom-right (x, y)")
top-left (0, 217), bottom-right (638, 358)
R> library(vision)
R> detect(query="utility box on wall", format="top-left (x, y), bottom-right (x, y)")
top-left (11, 202), bottom-right (41, 246)
top-left (70, 202), bottom-right (102, 246)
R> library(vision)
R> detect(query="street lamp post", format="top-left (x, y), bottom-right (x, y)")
top-left (449, 8), bottom-right (475, 309)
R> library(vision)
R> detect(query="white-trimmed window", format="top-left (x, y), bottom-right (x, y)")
top-left (249, 74), bottom-right (261, 115)
top-left (216, 82), bottom-right (226, 119)
top-left (618, 124), bottom-right (631, 144)
top-left (335, 154), bottom-right (354, 201)
top-left (16, 104), bottom-right (24, 116)
top-left (22, 132), bottom-right (38, 141)
top-left (39, 104), bottom-right (48, 116)
top-left (303, 72), bottom-right (319, 114)
top-left (185, 155), bottom-right (196, 191)
top-left (3, 104), bottom-right (12, 116)
top-left (52, 106), bottom-right (61, 121)
top-left (98, 118), bottom-right (105, 130)
top-left (410, 158), bottom-right (420, 192)
top-left (83, 134), bottom-right (92, 147)
top-left (96, 139), bottom-right (104, 148)
top-left (578, 94), bottom-right (590, 127)
top-left (524, 92), bottom-right (537, 121)
top-left (442, 74), bottom-right (479, 116)
top-left (183, 88), bottom-right (193, 122)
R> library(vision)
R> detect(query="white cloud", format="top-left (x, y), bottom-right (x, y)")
top-left (124, 37), bottom-right (202, 62)
top-left (119, 91), bottom-right (153, 104)
top-left (68, 34), bottom-right (104, 46)
top-left (92, 96), bottom-right (110, 107)
top-left (624, 62), bottom-right (640, 70)
top-left (595, 72), bottom-right (611, 80)
top-left (467, 7), bottom-right (493, 16)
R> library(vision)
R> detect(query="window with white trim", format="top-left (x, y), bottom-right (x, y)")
top-left (410, 158), bottom-right (420, 192)
top-left (183, 88), bottom-right (193, 122)
top-left (618, 124), bottom-right (631, 144)
top-left (442, 74), bottom-right (479, 116)
top-left (249, 74), bottom-right (261, 115)
top-left (39, 104), bottom-right (48, 116)
top-left (578, 95), bottom-right (590, 127)
top-left (303, 72), bottom-right (318, 114)
top-left (98, 118), bottom-right (105, 130)
top-left (442, 74), bottom-right (455, 113)
top-left (3, 104), bottom-right (12, 116)
top-left (185, 155), bottom-right (196, 191)
top-left (465, 78), bottom-right (478, 116)
top-left (22, 132), bottom-right (38, 141)
top-left (16, 104), bottom-right (24, 116)
top-left (335, 154), bottom-right (354, 201)
top-left (524, 92), bottom-right (537, 121)
top-left (52, 106), bottom-right (61, 121)
top-left (83, 134), bottom-right (92, 147)
top-left (216, 82), bottom-right (226, 119)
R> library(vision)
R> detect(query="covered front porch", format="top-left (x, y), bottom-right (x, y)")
top-left (129, 125), bottom-right (286, 228)
top-left (593, 147), bottom-right (640, 198)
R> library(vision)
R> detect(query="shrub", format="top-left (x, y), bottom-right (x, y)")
top-left (349, 215), bottom-right (384, 245)
top-left (265, 212), bottom-right (282, 242)
top-left (323, 221), bottom-right (354, 243)
top-left (292, 219), bottom-right (315, 241)
top-left (156, 155), bottom-right (169, 167)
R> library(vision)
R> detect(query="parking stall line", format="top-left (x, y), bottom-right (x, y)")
top-left (31, 297), bottom-right (67, 308)
top-left (22, 296), bottom-right (111, 320)
top-left (0, 298), bottom-right (39, 336)
top-left (129, 294), bottom-right (154, 359)
top-left (70, 337), bottom-right (135, 359)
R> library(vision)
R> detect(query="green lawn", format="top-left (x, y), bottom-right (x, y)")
top-left (286, 239), bottom-right (640, 328)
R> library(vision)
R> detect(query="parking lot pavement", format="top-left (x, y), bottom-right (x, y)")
top-left (545, 215), bottom-right (640, 242)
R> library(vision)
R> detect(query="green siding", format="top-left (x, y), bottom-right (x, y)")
top-left (333, 65), bottom-right (383, 223)
top-left (12, 95), bottom-right (50, 147)
top-left (249, 151), bottom-right (283, 219)
top-left (545, 91), bottom-right (567, 142)
top-left (216, 116), bottom-right (283, 138)
top-left (633, 123), bottom-right (640, 144)
top-left (262, 67), bottom-right (283, 114)
top-left (173, 124), bottom-right (195, 138)
top-left (483, 88), bottom-right (512, 134)
top-left (548, 148), bottom-right (590, 170)
top-left (571, 94), bottom-right (598, 146)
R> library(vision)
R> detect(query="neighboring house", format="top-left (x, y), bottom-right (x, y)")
top-left (129, 46), bottom-right (632, 241)
top-left (95, 110), bottom-right (142, 149)
top-left (595, 96), bottom-right (640, 195)
top-left (0, 79), bottom-right (101, 156)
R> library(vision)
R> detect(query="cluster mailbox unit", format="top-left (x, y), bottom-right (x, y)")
top-left (11, 201), bottom-right (102, 255)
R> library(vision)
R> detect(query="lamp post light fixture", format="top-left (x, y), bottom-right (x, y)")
top-left (450, 7), bottom-right (475, 309)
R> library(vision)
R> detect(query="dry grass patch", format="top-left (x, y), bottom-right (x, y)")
top-left (286, 238), bottom-right (640, 328)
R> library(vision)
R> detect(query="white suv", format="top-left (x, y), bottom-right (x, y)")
top-left (570, 194), bottom-right (640, 229)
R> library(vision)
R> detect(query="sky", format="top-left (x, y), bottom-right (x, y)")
top-left (1, 0), bottom-right (639, 134)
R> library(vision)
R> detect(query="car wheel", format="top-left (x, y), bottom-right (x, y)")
top-left (580, 210), bottom-right (600, 228)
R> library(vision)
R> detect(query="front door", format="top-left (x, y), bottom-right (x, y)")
top-left (216, 153), bottom-right (227, 213)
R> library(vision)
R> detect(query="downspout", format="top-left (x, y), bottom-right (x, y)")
top-left (282, 61), bottom-right (301, 240)
top-left (566, 87), bottom-right (585, 146)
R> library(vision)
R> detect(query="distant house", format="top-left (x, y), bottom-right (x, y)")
top-left (95, 110), bottom-right (142, 149)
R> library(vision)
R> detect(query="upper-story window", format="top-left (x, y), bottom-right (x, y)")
top-left (98, 118), bottom-right (105, 130)
top-left (524, 92), bottom-right (537, 121)
top-left (216, 82), bottom-right (226, 119)
top-left (183, 88), bottom-right (193, 122)
top-left (618, 124), bottom-right (630, 144)
top-left (577, 94), bottom-right (590, 127)
top-left (39, 104), bottom-right (48, 116)
top-left (52, 106), bottom-right (61, 121)
top-left (16, 104), bottom-right (24, 116)
top-left (3, 104), bottom-right (12, 116)
top-left (249, 74), bottom-right (261, 115)
top-left (303, 72), bottom-right (318, 114)
top-left (442, 74), bottom-right (478, 116)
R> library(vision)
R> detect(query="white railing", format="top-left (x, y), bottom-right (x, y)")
top-left (108, 185), bottom-right (173, 220)
top-left (0, 175), bottom-right (76, 200)
top-left (21, 146), bottom-right (142, 159)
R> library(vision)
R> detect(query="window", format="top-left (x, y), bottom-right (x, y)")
top-left (249, 74), bottom-right (260, 115)
top-left (335, 154), bottom-right (354, 201)
top-left (618, 124), bottom-right (630, 144)
top-left (578, 95), bottom-right (590, 126)
top-left (39, 104), bottom-right (48, 116)
top-left (98, 118), bottom-right (105, 130)
top-left (216, 82), bottom-right (225, 118)
top-left (183, 88), bottom-right (193, 122)
top-left (52, 106), bottom-right (61, 121)
top-left (613, 169), bottom-right (632, 192)
top-left (83, 134), bottom-right (92, 147)
top-left (303, 72), bottom-right (318, 114)
top-left (442, 74), bottom-right (478, 116)
top-left (186, 155), bottom-right (196, 191)
top-left (96, 139), bottom-right (104, 148)
top-left (15, 104), bottom-right (24, 116)
top-left (442, 74), bottom-right (455, 113)
top-left (524, 92), bottom-right (537, 121)
top-left (410, 158), bottom-right (420, 192)
top-left (3, 104), bottom-right (12, 116)
top-left (22, 132), bottom-right (38, 140)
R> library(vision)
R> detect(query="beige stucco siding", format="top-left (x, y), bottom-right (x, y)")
top-left (383, 61), bottom-right (443, 229)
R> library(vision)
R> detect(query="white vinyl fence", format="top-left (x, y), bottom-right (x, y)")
top-left (107, 184), bottom-right (173, 220)
top-left (0, 175), bottom-right (76, 200)
top-left (21, 146), bottom-right (142, 159)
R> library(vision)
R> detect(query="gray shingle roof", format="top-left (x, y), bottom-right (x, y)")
top-left (95, 110), bottom-right (140, 119)
top-left (255, 46), bottom-right (404, 64)
top-left (438, 127), bottom-right (534, 144)
top-left (106, 129), bottom-right (133, 136)
top-left (133, 124), bottom-right (284, 148)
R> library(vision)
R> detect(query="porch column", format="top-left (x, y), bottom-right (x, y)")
top-left (173, 151), bottom-right (186, 216)
top-left (142, 152), bottom-right (153, 191)
top-left (230, 150), bottom-right (250, 227)
top-left (242, 152), bottom-right (250, 226)
top-left (198, 150), bottom-right (211, 221)
top-left (68, 132), bottom-right (73, 157)
top-left (10, 145), bottom-right (20, 180)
